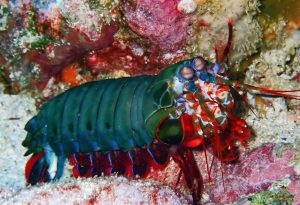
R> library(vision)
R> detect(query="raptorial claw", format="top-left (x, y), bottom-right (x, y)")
top-left (25, 151), bottom-right (49, 185)
top-left (172, 149), bottom-right (203, 205)
top-left (25, 145), bottom-right (65, 185)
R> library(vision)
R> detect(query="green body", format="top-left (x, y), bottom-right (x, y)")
top-left (23, 61), bottom-right (185, 156)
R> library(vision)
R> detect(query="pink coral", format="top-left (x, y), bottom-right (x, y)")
top-left (206, 144), bottom-right (295, 203)
top-left (288, 179), bottom-right (300, 205)
top-left (123, 0), bottom-right (192, 52)
top-left (147, 144), bottom-right (297, 204)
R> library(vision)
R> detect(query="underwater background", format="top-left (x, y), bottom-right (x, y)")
top-left (0, 0), bottom-right (299, 204)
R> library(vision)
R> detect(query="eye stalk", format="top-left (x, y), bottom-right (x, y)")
top-left (193, 56), bottom-right (206, 71)
top-left (179, 66), bottom-right (194, 80)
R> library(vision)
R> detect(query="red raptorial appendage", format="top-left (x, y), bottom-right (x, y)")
top-left (25, 151), bottom-right (45, 184)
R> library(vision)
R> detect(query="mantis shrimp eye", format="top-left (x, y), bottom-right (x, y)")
top-left (180, 66), bottom-right (194, 80)
top-left (193, 57), bottom-right (206, 71)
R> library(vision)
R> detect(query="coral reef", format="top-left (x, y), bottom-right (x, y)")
top-left (146, 143), bottom-right (298, 204)
top-left (187, 0), bottom-right (262, 63)
top-left (123, 0), bottom-right (191, 52)
top-left (1, 177), bottom-right (188, 205)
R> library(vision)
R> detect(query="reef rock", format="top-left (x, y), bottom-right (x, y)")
top-left (1, 177), bottom-right (188, 205)
top-left (123, 0), bottom-right (192, 52)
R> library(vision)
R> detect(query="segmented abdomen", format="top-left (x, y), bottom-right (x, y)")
top-left (23, 75), bottom-right (156, 156)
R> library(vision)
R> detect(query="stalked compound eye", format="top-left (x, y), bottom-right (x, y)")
top-left (180, 66), bottom-right (194, 80)
top-left (193, 56), bottom-right (206, 71)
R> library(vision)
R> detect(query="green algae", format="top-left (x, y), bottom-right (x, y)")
top-left (85, 0), bottom-right (119, 9)
top-left (258, 0), bottom-right (300, 49)
top-left (0, 5), bottom-right (9, 31)
top-left (229, 53), bottom-right (260, 81)
top-left (196, 0), bottom-right (222, 15)
top-left (244, 179), bottom-right (294, 205)
top-left (248, 188), bottom-right (294, 205)
top-left (261, 0), bottom-right (300, 22)
top-left (0, 5), bottom-right (56, 94)
top-left (86, 0), bottom-right (103, 9)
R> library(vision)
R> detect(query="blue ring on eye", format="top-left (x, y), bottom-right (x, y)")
top-left (176, 61), bottom-right (195, 82)
top-left (191, 57), bottom-right (206, 70)
top-left (191, 57), bottom-right (207, 79)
